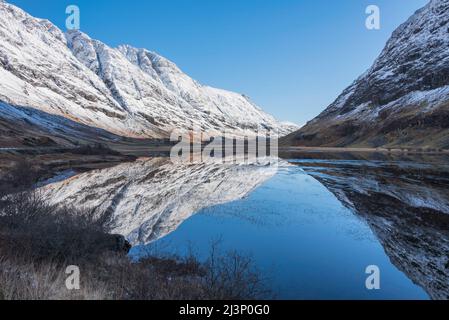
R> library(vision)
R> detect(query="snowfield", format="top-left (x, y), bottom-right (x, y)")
top-left (0, 1), bottom-right (297, 141)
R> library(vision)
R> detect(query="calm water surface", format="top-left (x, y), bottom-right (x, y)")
top-left (129, 155), bottom-right (449, 300)
top-left (38, 152), bottom-right (449, 299)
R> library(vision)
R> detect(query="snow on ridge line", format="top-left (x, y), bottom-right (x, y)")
top-left (0, 1), bottom-right (298, 140)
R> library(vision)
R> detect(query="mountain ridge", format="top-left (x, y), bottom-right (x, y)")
top-left (0, 1), bottom-right (296, 147)
top-left (282, 0), bottom-right (449, 149)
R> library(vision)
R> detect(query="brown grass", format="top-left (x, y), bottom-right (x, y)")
top-left (0, 165), bottom-right (271, 300)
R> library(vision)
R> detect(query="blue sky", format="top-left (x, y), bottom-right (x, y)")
top-left (8, 0), bottom-right (428, 125)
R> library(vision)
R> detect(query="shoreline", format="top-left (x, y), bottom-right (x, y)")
top-left (279, 146), bottom-right (449, 155)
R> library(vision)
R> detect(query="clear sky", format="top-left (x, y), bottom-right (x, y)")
top-left (8, 0), bottom-right (428, 126)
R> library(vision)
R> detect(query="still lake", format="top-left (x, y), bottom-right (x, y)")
top-left (42, 152), bottom-right (449, 299)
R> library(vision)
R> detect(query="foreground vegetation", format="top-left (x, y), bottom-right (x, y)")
top-left (0, 162), bottom-right (270, 300)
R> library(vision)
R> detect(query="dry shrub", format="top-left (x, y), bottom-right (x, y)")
top-left (0, 163), bottom-right (271, 300)
top-left (0, 191), bottom-right (125, 265)
top-left (0, 159), bottom-right (39, 197)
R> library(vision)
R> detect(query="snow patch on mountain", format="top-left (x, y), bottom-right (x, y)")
top-left (0, 1), bottom-right (297, 141)
top-left (285, 0), bottom-right (449, 148)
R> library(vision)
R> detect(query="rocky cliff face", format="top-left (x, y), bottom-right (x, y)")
top-left (0, 1), bottom-right (296, 145)
top-left (283, 0), bottom-right (449, 148)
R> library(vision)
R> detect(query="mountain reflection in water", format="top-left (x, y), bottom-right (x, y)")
top-left (41, 158), bottom-right (278, 244)
top-left (288, 155), bottom-right (449, 300)
top-left (41, 153), bottom-right (449, 299)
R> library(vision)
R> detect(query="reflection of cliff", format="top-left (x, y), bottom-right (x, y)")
top-left (293, 159), bottom-right (449, 300)
top-left (41, 158), bottom-right (277, 245)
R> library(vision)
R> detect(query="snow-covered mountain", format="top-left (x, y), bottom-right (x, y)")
top-left (40, 158), bottom-right (278, 244)
top-left (283, 0), bottom-right (449, 148)
top-left (0, 1), bottom-right (296, 145)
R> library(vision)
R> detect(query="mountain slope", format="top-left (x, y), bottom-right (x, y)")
top-left (0, 1), bottom-right (296, 145)
top-left (282, 0), bottom-right (449, 149)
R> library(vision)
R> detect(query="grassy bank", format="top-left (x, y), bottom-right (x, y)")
top-left (0, 163), bottom-right (270, 300)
